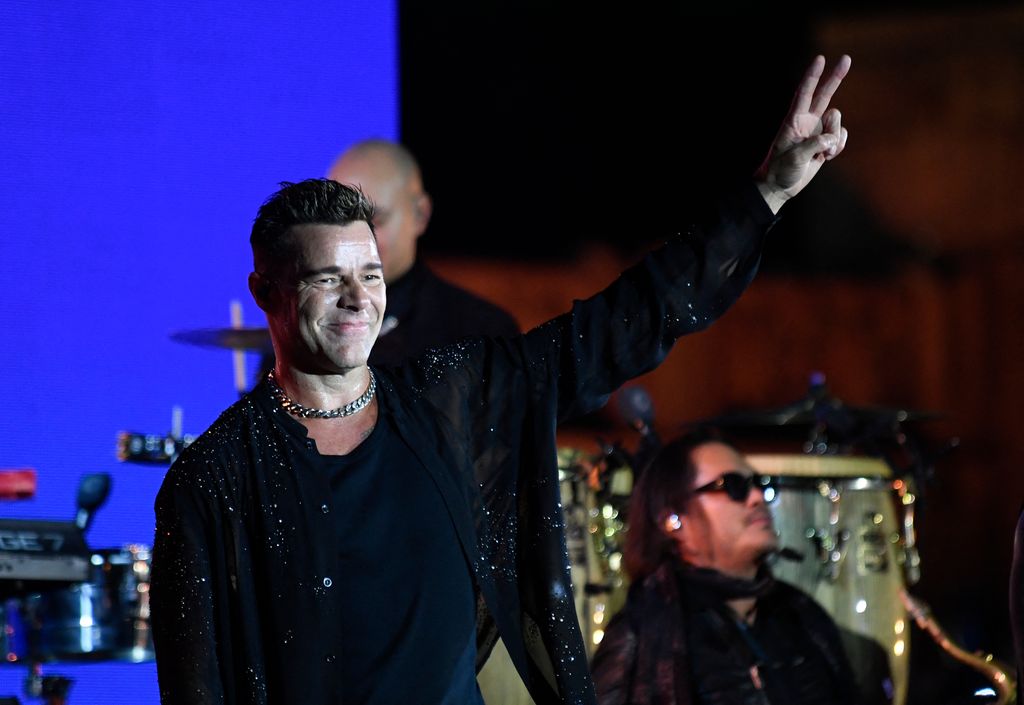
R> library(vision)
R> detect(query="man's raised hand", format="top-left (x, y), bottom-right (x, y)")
top-left (755, 54), bottom-right (852, 214)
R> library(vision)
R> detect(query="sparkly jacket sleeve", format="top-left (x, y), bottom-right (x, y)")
top-left (394, 181), bottom-right (777, 705)
top-left (151, 456), bottom-right (228, 705)
top-left (524, 181), bottom-right (775, 421)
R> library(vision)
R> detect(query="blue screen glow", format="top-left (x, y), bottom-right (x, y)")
top-left (0, 2), bottom-right (397, 701)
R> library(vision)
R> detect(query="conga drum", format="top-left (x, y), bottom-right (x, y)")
top-left (748, 454), bottom-right (912, 705)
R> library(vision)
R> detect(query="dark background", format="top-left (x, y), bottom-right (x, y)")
top-left (398, 3), bottom-right (1024, 703)
top-left (401, 7), bottom-right (940, 271)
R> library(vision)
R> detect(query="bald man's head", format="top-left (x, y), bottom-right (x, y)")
top-left (328, 140), bottom-right (432, 283)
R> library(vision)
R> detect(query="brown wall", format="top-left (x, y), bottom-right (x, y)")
top-left (428, 6), bottom-right (1024, 659)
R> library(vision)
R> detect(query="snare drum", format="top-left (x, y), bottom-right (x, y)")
top-left (749, 454), bottom-right (909, 705)
top-left (23, 544), bottom-right (153, 663)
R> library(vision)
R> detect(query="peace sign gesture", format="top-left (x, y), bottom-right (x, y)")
top-left (755, 54), bottom-right (852, 214)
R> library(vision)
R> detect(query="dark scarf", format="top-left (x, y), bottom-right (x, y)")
top-left (592, 558), bottom-right (859, 705)
top-left (681, 564), bottom-right (775, 602)
top-left (592, 560), bottom-right (776, 705)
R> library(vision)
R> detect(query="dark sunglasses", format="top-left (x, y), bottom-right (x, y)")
top-left (693, 472), bottom-right (775, 503)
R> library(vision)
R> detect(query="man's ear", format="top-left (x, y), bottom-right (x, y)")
top-left (661, 512), bottom-right (684, 535)
top-left (412, 191), bottom-right (432, 239)
top-left (249, 271), bottom-right (275, 312)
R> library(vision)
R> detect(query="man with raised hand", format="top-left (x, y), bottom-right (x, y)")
top-left (152, 55), bottom-right (851, 705)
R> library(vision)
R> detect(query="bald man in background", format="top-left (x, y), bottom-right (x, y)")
top-left (327, 139), bottom-right (520, 366)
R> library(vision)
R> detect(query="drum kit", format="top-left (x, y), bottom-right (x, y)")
top-left (5, 321), bottom-right (1009, 704)
top-left (0, 322), bottom-right (269, 704)
top-left (482, 375), bottom-right (1015, 705)
top-left (0, 473), bottom-right (153, 705)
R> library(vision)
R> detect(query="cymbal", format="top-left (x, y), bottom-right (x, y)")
top-left (170, 327), bottom-right (272, 352)
top-left (703, 398), bottom-right (942, 429)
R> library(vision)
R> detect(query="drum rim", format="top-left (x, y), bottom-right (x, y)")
top-left (747, 453), bottom-right (892, 479)
top-left (768, 476), bottom-right (894, 490)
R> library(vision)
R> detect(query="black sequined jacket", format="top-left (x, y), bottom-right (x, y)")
top-left (150, 183), bottom-right (775, 705)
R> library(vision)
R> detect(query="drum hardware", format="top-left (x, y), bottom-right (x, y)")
top-left (23, 663), bottom-right (73, 705)
top-left (116, 431), bottom-right (196, 465)
top-left (612, 385), bottom-right (661, 475)
top-left (117, 405), bottom-right (197, 465)
top-left (705, 373), bottom-right (944, 466)
top-left (557, 446), bottom-right (630, 651)
top-left (893, 477), bottom-right (921, 585)
top-left (578, 383), bottom-right (660, 650)
top-left (169, 325), bottom-right (272, 352)
top-left (855, 513), bottom-right (892, 574)
top-left (901, 591), bottom-right (1017, 705)
top-left (808, 526), bottom-right (851, 582)
top-left (707, 375), bottom-right (940, 438)
top-left (171, 300), bottom-right (270, 396)
top-left (805, 479), bottom-right (851, 582)
top-left (555, 443), bottom-right (632, 661)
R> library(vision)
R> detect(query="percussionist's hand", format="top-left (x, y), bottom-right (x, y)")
top-left (755, 54), bottom-right (851, 214)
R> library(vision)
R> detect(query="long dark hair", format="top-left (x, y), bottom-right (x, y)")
top-left (623, 429), bottom-right (721, 581)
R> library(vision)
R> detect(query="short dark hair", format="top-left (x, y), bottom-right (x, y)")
top-left (623, 428), bottom-right (726, 582)
top-left (250, 178), bottom-right (376, 276)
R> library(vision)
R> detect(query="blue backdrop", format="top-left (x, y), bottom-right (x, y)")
top-left (0, 2), bottom-right (398, 701)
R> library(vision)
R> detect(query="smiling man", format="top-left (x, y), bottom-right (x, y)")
top-left (591, 432), bottom-right (859, 705)
top-left (327, 139), bottom-right (520, 366)
top-left (151, 54), bottom-right (851, 705)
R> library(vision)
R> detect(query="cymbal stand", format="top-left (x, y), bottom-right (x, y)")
top-left (23, 660), bottom-right (73, 705)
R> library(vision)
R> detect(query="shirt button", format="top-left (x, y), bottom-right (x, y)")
top-left (323, 577), bottom-right (333, 588)
top-left (325, 653), bottom-right (336, 664)
top-left (321, 504), bottom-right (329, 514)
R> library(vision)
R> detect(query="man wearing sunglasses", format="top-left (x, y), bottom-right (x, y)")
top-left (591, 432), bottom-right (858, 705)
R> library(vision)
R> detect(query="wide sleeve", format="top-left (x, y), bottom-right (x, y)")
top-left (388, 182), bottom-right (775, 705)
top-left (151, 459), bottom-right (227, 705)
top-left (520, 181), bottom-right (776, 422)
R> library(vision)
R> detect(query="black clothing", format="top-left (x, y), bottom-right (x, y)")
top-left (686, 569), bottom-right (855, 705)
top-left (369, 259), bottom-right (520, 366)
top-left (325, 413), bottom-right (481, 705)
top-left (151, 183), bottom-right (776, 705)
top-left (591, 561), bottom-right (856, 705)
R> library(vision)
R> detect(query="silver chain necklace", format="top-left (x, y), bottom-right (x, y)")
top-left (267, 369), bottom-right (376, 419)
